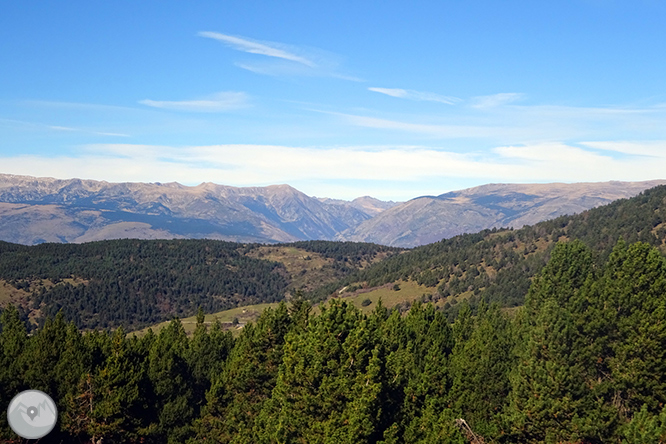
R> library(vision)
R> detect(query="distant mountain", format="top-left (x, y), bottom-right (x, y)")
top-left (0, 174), bottom-right (664, 247)
top-left (338, 181), bottom-right (666, 247)
top-left (0, 238), bottom-right (400, 330)
top-left (317, 196), bottom-right (400, 216)
top-left (311, 183), bottom-right (666, 313)
top-left (0, 174), bottom-right (379, 245)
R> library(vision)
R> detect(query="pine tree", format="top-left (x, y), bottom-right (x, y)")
top-left (621, 404), bottom-right (666, 443)
top-left (399, 303), bottom-right (454, 443)
top-left (0, 305), bottom-right (28, 440)
top-left (447, 302), bottom-right (513, 439)
top-left (585, 241), bottom-right (666, 437)
top-left (147, 318), bottom-right (195, 443)
top-left (196, 303), bottom-right (292, 443)
top-left (258, 299), bottom-right (385, 444)
top-left (508, 241), bottom-right (598, 443)
top-left (90, 326), bottom-right (148, 443)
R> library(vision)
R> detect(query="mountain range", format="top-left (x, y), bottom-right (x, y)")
top-left (0, 173), bottom-right (664, 247)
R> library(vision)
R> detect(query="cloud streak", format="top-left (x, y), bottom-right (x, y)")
top-left (472, 93), bottom-right (525, 109)
top-left (0, 117), bottom-right (129, 137)
top-left (368, 87), bottom-right (460, 104)
top-left (139, 92), bottom-right (249, 112)
top-left (198, 32), bottom-right (315, 67)
top-left (198, 31), bottom-right (360, 79)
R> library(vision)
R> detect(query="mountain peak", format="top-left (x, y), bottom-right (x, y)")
top-left (1, 174), bottom-right (664, 248)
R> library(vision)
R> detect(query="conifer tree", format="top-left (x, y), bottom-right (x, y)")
top-left (196, 303), bottom-right (292, 443)
top-left (0, 305), bottom-right (27, 440)
top-left (398, 303), bottom-right (454, 443)
top-left (621, 404), bottom-right (666, 443)
top-left (147, 318), bottom-right (195, 443)
top-left (585, 241), bottom-right (666, 436)
top-left (509, 241), bottom-right (597, 443)
top-left (259, 299), bottom-right (385, 444)
top-left (448, 302), bottom-right (513, 439)
top-left (91, 326), bottom-right (148, 443)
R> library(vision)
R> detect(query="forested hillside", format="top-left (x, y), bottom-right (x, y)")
top-left (311, 184), bottom-right (666, 318)
top-left (0, 239), bottom-right (399, 330)
top-left (2, 240), bottom-right (666, 443)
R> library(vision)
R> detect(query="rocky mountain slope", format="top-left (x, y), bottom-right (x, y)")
top-left (0, 174), bottom-right (374, 245)
top-left (338, 180), bottom-right (666, 247)
top-left (0, 174), bottom-right (664, 247)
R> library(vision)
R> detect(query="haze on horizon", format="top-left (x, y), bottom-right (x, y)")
top-left (1, 1), bottom-right (666, 201)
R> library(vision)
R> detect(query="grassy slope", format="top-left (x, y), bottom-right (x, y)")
top-left (303, 185), bottom-right (666, 318)
top-left (135, 279), bottom-right (437, 336)
top-left (137, 185), bottom-right (666, 334)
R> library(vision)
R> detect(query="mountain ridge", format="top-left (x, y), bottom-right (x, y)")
top-left (339, 180), bottom-right (666, 247)
top-left (0, 173), bottom-right (664, 247)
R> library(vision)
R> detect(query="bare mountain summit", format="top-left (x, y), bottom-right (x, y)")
top-left (0, 174), bottom-right (663, 247)
top-left (338, 180), bottom-right (666, 247)
top-left (0, 174), bottom-right (378, 245)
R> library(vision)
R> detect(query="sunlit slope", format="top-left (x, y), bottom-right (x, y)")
top-left (0, 239), bottom-right (399, 330)
top-left (339, 180), bottom-right (666, 247)
top-left (314, 184), bottom-right (666, 315)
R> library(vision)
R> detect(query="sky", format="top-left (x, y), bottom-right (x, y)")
top-left (1, 1), bottom-right (666, 201)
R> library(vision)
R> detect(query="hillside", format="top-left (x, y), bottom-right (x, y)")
top-left (313, 184), bottom-right (666, 317)
top-left (0, 239), bottom-right (399, 330)
top-left (1, 174), bottom-right (663, 248)
top-left (339, 180), bottom-right (666, 247)
top-left (0, 174), bottom-right (378, 245)
top-left (3, 239), bottom-right (666, 443)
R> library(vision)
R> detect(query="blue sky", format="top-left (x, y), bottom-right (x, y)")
top-left (2, 1), bottom-right (666, 201)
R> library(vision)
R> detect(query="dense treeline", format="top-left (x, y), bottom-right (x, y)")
top-left (0, 239), bottom-right (290, 330)
top-left (0, 239), bottom-right (401, 331)
top-left (2, 240), bottom-right (666, 443)
top-left (282, 240), bottom-right (403, 263)
top-left (309, 185), bottom-right (666, 316)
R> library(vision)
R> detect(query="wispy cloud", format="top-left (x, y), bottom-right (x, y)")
top-left (472, 93), bottom-right (525, 109)
top-left (199, 31), bottom-right (360, 80)
top-left (318, 100), bottom-right (666, 145)
top-left (21, 100), bottom-right (139, 112)
top-left (48, 125), bottom-right (76, 131)
top-left (580, 140), bottom-right (666, 158)
top-left (368, 87), bottom-right (460, 104)
top-left (0, 117), bottom-right (129, 137)
top-left (326, 111), bottom-right (521, 139)
top-left (198, 32), bottom-right (315, 67)
top-left (138, 91), bottom-right (249, 113)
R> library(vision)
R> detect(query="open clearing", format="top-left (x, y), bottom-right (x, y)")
top-left (133, 279), bottom-right (444, 336)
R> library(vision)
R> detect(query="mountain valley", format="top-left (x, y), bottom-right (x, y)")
top-left (1, 173), bottom-right (663, 247)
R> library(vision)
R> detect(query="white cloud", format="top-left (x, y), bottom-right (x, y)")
top-left (491, 142), bottom-right (666, 181)
top-left (333, 112), bottom-right (516, 138)
top-left (580, 140), bottom-right (666, 158)
top-left (0, 141), bottom-right (666, 197)
top-left (472, 93), bottom-right (525, 109)
top-left (198, 32), bottom-right (315, 67)
top-left (49, 125), bottom-right (77, 131)
top-left (368, 87), bottom-right (460, 104)
top-left (199, 31), bottom-right (360, 80)
top-left (139, 91), bottom-right (249, 113)
top-left (3, 141), bottom-right (665, 201)
top-left (319, 100), bottom-right (666, 146)
top-left (0, 144), bottom-right (516, 191)
top-left (0, 117), bottom-right (129, 137)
